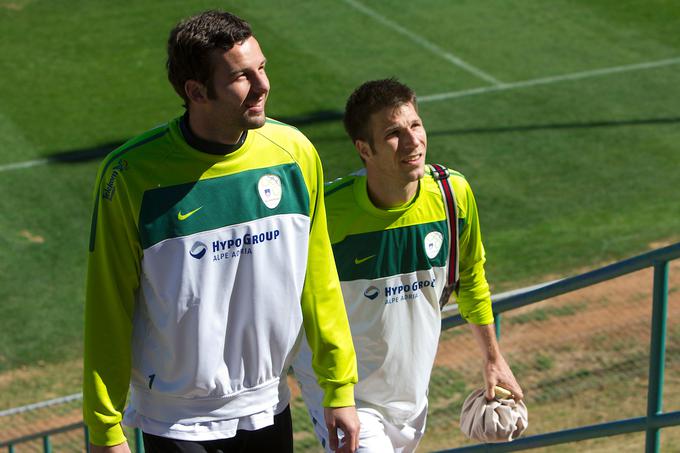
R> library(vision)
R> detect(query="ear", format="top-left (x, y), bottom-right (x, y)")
top-left (185, 80), bottom-right (209, 104)
top-left (355, 139), bottom-right (373, 163)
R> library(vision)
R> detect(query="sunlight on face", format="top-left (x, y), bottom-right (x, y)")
top-left (207, 36), bottom-right (270, 133)
top-left (364, 102), bottom-right (427, 186)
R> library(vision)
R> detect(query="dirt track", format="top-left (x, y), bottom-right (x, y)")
top-left (435, 259), bottom-right (680, 371)
top-left (1, 251), bottom-right (678, 448)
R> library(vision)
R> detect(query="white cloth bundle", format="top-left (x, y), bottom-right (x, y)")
top-left (460, 389), bottom-right (528, 443)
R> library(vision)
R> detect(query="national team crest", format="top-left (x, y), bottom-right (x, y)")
top-left (424, 231), bottom-right (444, 259)
top-left (258, 174), bottom-right (282, 209)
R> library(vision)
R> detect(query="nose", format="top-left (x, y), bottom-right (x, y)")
top-left (252, 71), bottom-right (270, 96)
top-left (403, 128), bottom-right (421, 149)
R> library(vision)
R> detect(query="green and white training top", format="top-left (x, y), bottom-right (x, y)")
top-left (83, 117), bottom-right (357, 446)
top-left (294, 167), bottom-right (494, 426)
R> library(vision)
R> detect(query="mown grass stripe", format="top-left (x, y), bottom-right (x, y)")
top-left (3, 56), bottom-right (678, 174)
top-left (341, 0), bottom-right (502, 85)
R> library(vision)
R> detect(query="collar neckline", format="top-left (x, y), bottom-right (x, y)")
top-left (180, 113), bottom-right (247, 155)
top-left (355, 175), bottom-right (421, 218)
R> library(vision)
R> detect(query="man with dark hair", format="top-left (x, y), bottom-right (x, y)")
top-left (83, 10), bottom-right (359, 453)
top-left (294, 78), bottom-right (522, 452)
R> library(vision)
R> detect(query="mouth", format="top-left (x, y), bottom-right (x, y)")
top-left (245, 97), bottom-right (266, 114)
top-left (401, 152), bottom-right (424, 165)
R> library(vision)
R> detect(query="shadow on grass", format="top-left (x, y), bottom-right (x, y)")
top-left (307, 113), bottom-right (680, 143)
top-left (44, 114), bottom-right (680, 163)
top-left (47, 141), bottom-right (122, 164)
top-left (44, 111), bottom-right (345, 164)
top-left (428, 116), bottom-right (680, 137)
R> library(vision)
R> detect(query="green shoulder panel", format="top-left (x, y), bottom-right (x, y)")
top-left (332, 220), bottom-right (448, 280)
top-left (326, 167), bottom-right (474, 281)
top-left (138, 163), bottom-right (309, 249)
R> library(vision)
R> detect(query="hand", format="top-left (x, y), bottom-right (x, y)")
top-left (483, 353), bottom-right (524, 402)
top-left (89, 442), bottom-right (132, 453)
top-left (469, 323), bottom-right (524, 402)
top-left (324, 406), bottom-right (360, 452)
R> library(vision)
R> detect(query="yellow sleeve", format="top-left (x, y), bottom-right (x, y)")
top-left (453, 177), bottom-right (494, 325)
top-left (300, 147), bottom-right (358, 407)
top-left (83, 157), bottom-right (141, 446)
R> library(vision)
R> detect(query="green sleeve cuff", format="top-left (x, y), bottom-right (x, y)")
top-left (88, 423), bottom-right (127, 447)
top-left (462, 299), bottom-right (494, 325)
top-left (468, 311), bottom-right (495, 325)
top-left (322, 382), bottom-right (356, 407)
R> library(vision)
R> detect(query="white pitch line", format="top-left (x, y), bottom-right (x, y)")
top-left (0, 157), bottom-right (50, 172)
top-left (420, 55), bottom-right (680, 103)
top-left (2, 56), bottom-right (678, 174)
top-left (342, 0), bottom-right (502, 86)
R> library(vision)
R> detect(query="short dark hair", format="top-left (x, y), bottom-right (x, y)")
top-left (167, 10), bottom-right (252, 106)
top-left (343, 78), bottom-right (417, 143)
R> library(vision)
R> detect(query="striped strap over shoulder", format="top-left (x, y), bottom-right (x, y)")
top-left (429, 164), bottom-right (460, 309)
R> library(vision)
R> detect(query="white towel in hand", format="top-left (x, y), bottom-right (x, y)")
top-left (460, 389), bottom-right (528, 443)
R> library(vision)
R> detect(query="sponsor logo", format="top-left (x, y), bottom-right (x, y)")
top-left (362, 278), bottom-right (438, 305)
top-left (102, 159), bottom-right (128, 201)
top-left (211, 229), bottom-right (280, 252)
top-left (178, 206), bottom-right (202, 221)
top-left (189, 241), bottom-right (207, 259)
top-left (354, 254), bottom-right (376, 265)
top-left (424, 231), bottom-right (444, 259)
top-left (258, 174), bottom-right (282, 209)
top-left (385, 279), bottom-right (436, 296)
top-left (363, 286), bottom-right (380, 300)
top-left (384, 278), bottom-right (436, 305)
top-left (210, 228), bottom-right (281, 262)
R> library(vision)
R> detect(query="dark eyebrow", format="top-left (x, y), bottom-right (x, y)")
top-left (228, 58), bottom-right (267, 77)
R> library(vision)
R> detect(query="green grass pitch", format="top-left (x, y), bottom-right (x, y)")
top-left (1, 0), bottom-right (679, 383)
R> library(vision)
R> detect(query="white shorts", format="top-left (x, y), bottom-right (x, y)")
top-left (306, 405), bottom-right (428, 453)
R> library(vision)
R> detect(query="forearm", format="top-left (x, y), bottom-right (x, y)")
top-left (469, 322), bottom-right (501, 361)
top-left (468, 323), bottom-right (523, 399)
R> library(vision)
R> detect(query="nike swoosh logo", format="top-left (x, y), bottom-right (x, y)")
top-left (354, 255), bottom-right (376, 265)
top-left (177, 206), bottom-right (203, 221)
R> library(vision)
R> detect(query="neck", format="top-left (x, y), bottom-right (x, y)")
top-left (366, 177), bottom-right (419, 209)
top-left (180, 114), bottom-right (246, 155)
top-left (188, 108), bottom-right (243, 145)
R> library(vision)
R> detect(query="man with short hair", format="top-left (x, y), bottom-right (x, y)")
top-left (294, 78), bottom-right (522, 452)
top-left (83, 10), bottom-right (359, 453)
